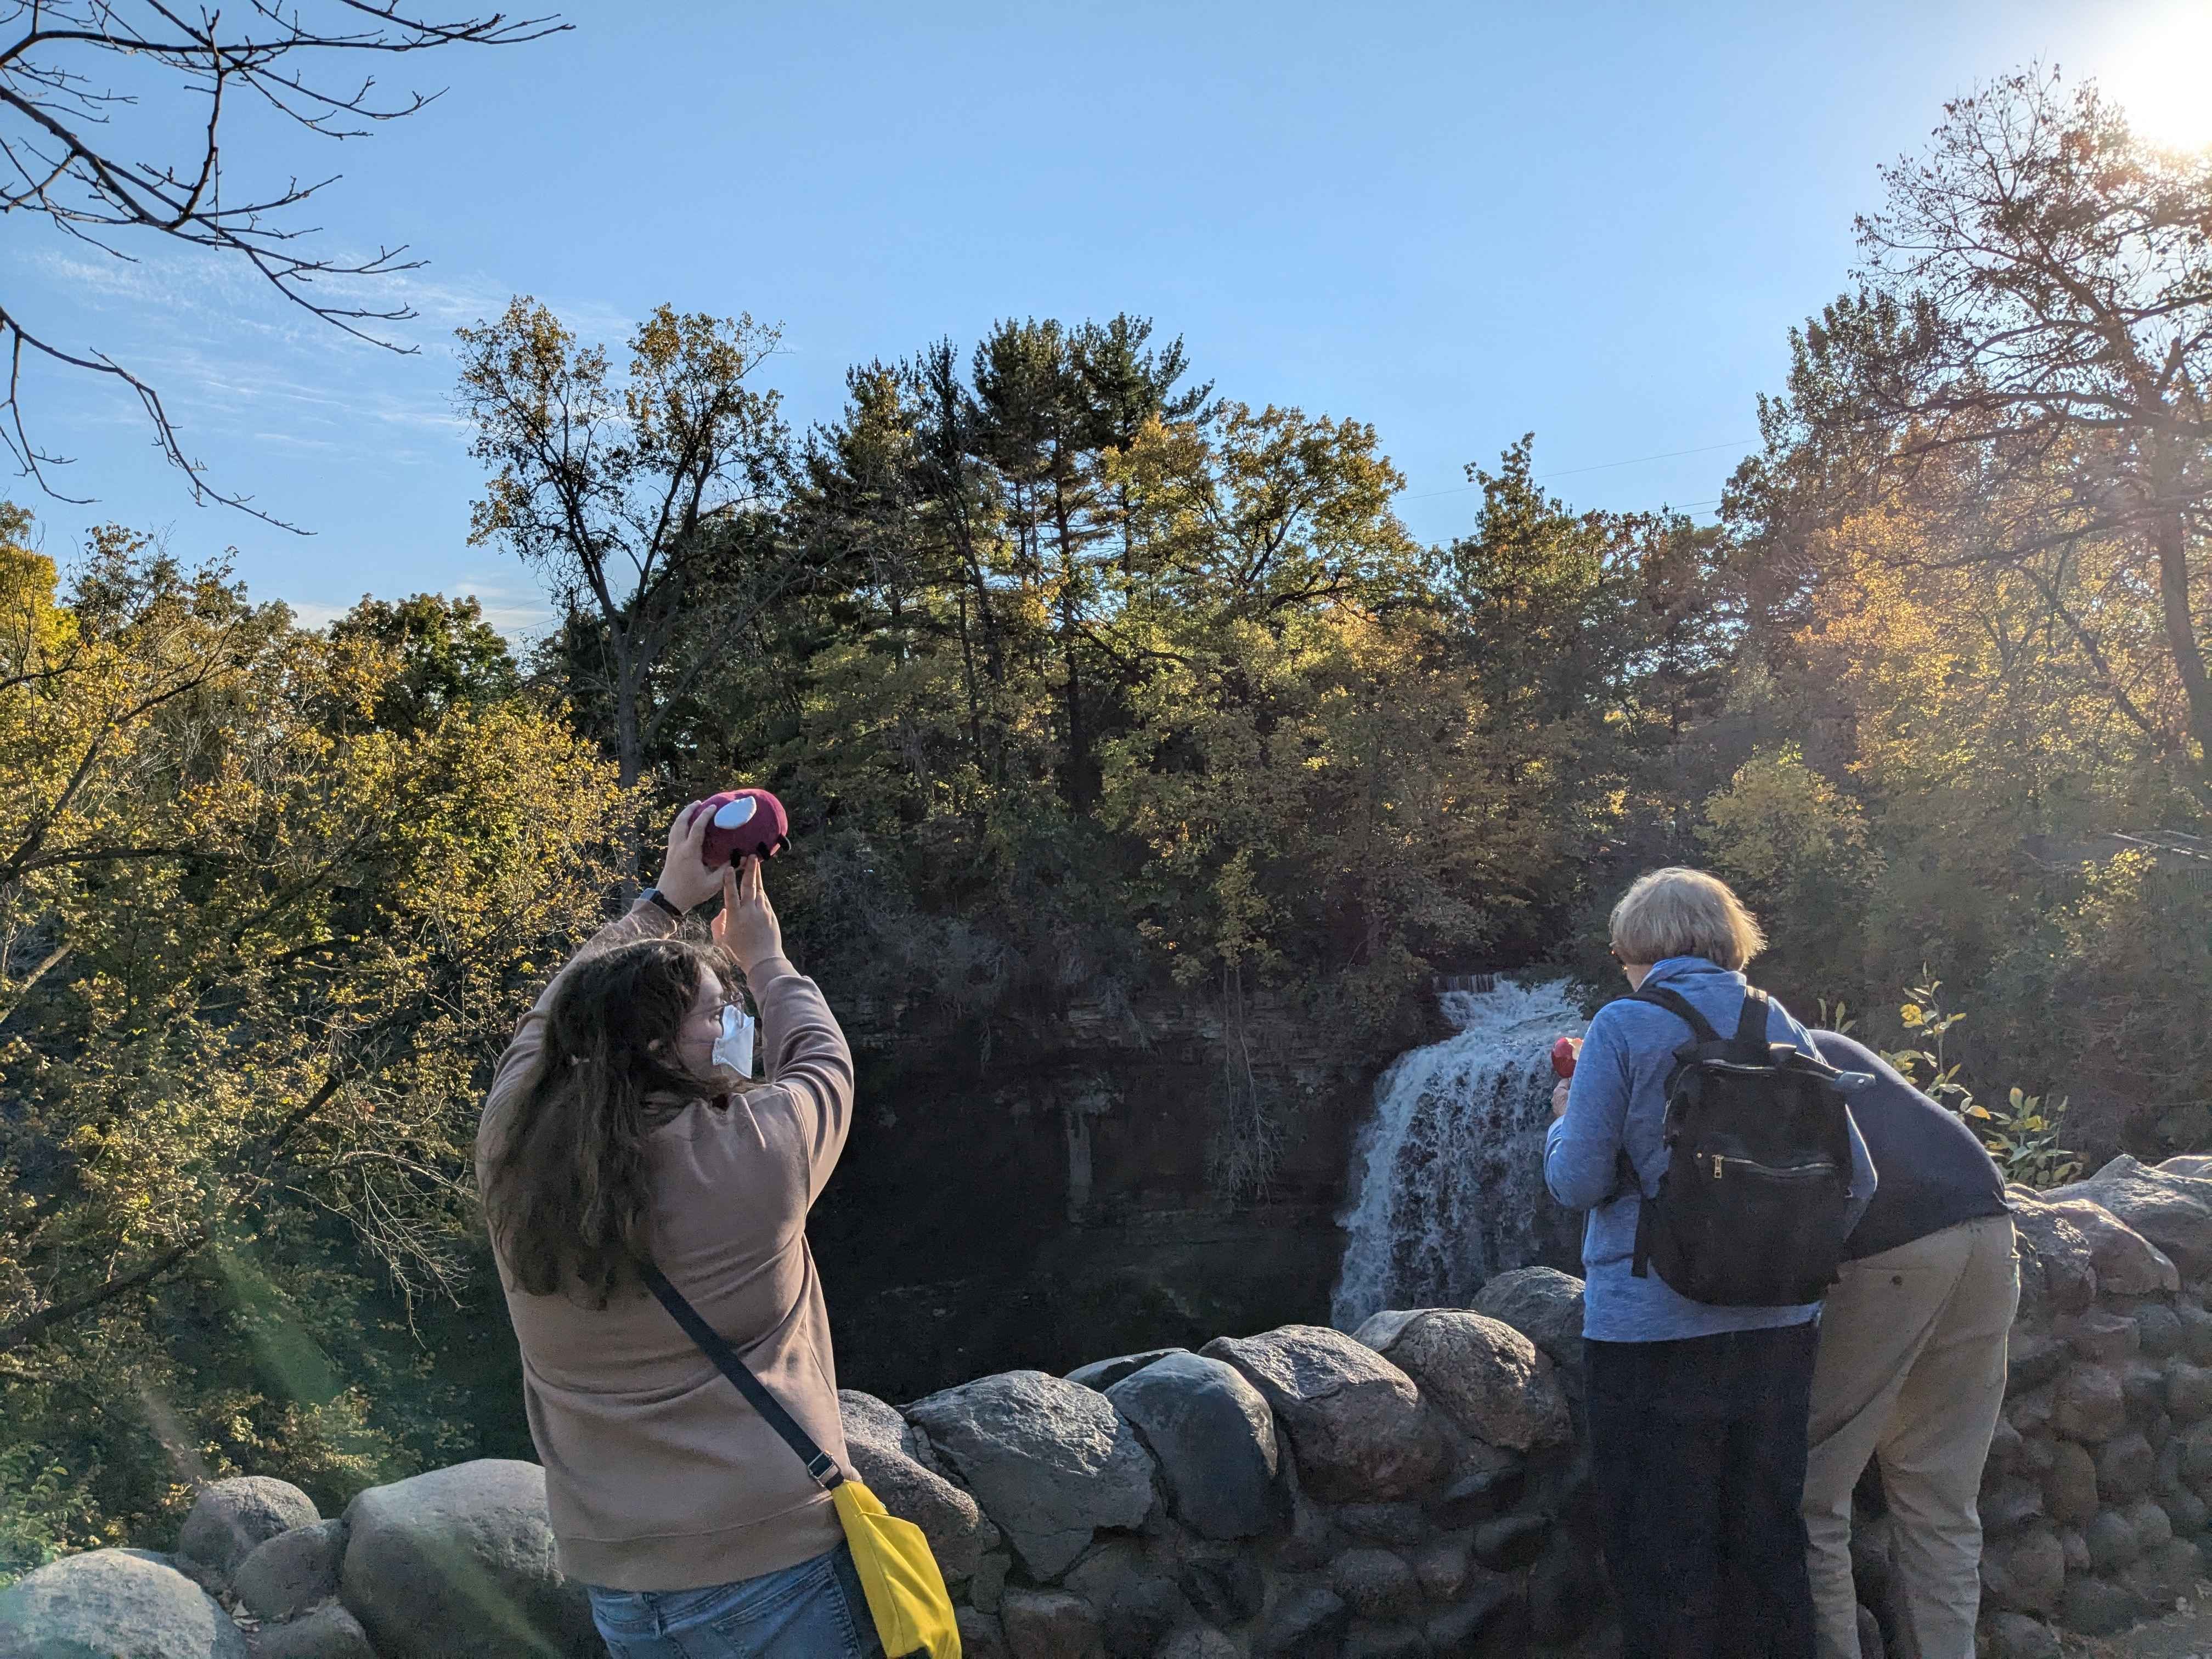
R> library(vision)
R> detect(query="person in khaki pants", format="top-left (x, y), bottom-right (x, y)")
top-left (1801, 1031), bottom-right (2019, 1659)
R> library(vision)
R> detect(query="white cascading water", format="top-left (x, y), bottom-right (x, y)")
top-left (1331, 978), bottom-right (1589, 1331)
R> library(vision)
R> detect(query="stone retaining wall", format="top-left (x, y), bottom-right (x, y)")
top-left (14, 1152), bottom-right (2212, 1659)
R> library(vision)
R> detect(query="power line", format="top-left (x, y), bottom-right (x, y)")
top-left (1406, 438), bottom-right (1759, 503)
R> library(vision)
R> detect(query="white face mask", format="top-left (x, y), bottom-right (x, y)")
top-left (712, 1001), bottom-right (756, 1078)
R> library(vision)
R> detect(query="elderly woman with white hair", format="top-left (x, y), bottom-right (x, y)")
top-left (1545, 867), bottom-right (1877, 1659)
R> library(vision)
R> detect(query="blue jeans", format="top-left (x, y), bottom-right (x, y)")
top-left (586, 1544), bottom-right (885, 1659)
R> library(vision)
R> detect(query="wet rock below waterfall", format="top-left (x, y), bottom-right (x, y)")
top-left (1201, 1326), bottom-right (1448, 1503)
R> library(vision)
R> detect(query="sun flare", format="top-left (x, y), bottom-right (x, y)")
top-left (2102, 7), bottom-right (2212, 151)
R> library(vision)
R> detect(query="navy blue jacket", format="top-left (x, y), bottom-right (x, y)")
top-left (1810, 1030), bottom-right (2008, 1260)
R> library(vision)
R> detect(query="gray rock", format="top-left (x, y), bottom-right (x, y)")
top-left (1255, 1585), bottom-right (1348, 1658)
top-left (1328, 1548), bottom-right (1420, 1621)
top-left (1332, 1504), bottom-right (1426, 1547)
top-left (1342, 1624), bottom-right (1426, 1659)
top-left (1409, 1535), bottom-right (1470, 1602)
top-left (0, 1549), bottom-right (247, 1659)
top-left (998, 1587), bottom-right (1104, 1659)
top-left (2057, 1364), bottom-right (2127, 1442)
top-left (2008, 1192), bottom-right (2100, 1314)
top-left (957, 1607), bottom-right (1009, 1659)
top-left (2167, 1359), bottom-right (2212, 1422)
top-left (2011, 1384), bottom-right (2057, 1438)
top-left (232, 1519), bottom-right (347, 1622)
top-left (2086, 1506), bottom-right (2142, 1570)
top-left (839, 1390), bottom-right (1000, 1581)
top-left (838, 1387), bottom-right (939, 1470)
top-left (2052, 1157), bottom-right (2212, 1277)
top-left (2098, 1430), bottom-right (2157, 1502)
top-left (1158, 1629), bottom-right (1238, 1659)
top-left (1982, 1477), bottom-right (2043, 1534)
top-left (1105, 1353), bottom-right (1279, 1541)
top-left (2135, 1303), bottom-right (2185, 1359)
top-left (2061, 1307), bottom-right (2141, 1365)
top-left (2048, 1200), bottom-right (2180, 1295)
top-left (177, 1477), bottom-right (320, 1583)
top-left (1983, 1610), bottom-right (2061, 1658)
top-left (2166, 1485), bottom-right (2208, 1534)
top-left (1201, 1326), bottom-right (1448, 1503)
top-left (2142, 1537), bottom-right (2203, 1600)
top-left (2045, 1440), bottom-right (2099, 1525)
top-left (2180, 1418), bottom-right (2212, 1498)
top-left (905, 1370), bottom-right (1155, 1580)
top-left (1981, 1526), bottom-right (2064, 1614)
top-left (2180, 1300), bottom-right (2212, 1365)
top-left (2125, 1497), bottom-right (2174, 1552)
top-left (969, 1550), bottom-right (1011, 1615)
top-left (2062, 1528), bottom-right (2090, 1575)
top-left (1172, 1541), bottom-right (1264, 1626)
top-left (252, 1604), bottom-right (376, 1659)
top-left (338, 1459), bottom-right (596, 1659)
top-left (2061, 1573), bottom-right (2150, 1634)
top-left (1064, 1349), bottom-right (1187, 1392)
top-left (2008, 1332), bottom-right (2068, 1395)
top-left (1988, 1414), bottom-right (2024, 1473)
top-left (1352, 1308), bottom-right (1571, 1452)
top-left (1469, 1267), bottom-right (1586, 1377)
top-left (1429, 1446), bottom-right (1526, 1528)
top-left (1424, 1572), bottom-right (1525, 1652)
top-left (1472, 1513), bottom-right (1550, 1571)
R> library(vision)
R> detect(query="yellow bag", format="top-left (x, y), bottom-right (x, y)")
top-left (832, 1479), bottom-right (962, 1659)
top-left (642, 1261), bottom-right (961, 1658)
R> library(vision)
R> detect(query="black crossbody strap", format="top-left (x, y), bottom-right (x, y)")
top-left (1627, 985), bottom-right (1722, 1045)
top-left (1731, 987), bottom-right (1772, 1057)
top-left (638, 1260), bottom-right (844, 1493)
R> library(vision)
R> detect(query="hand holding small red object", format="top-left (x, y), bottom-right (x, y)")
top-left (686, 789), bottom-right (791, 868)
top-left (1550, 1036), bottom-right (1582, 1080)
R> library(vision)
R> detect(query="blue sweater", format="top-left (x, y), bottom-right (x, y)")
top-left (1542, 957), bottom-right (1878, 1343)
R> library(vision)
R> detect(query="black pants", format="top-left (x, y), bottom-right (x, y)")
top-left (1585, 1323), bottom-right (1819, 1659)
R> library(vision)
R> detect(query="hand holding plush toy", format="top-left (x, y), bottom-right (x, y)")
top-left (690, 789), bottom-right (791, 868)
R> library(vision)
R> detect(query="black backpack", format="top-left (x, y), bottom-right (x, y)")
top-left (1623, 985), bottom-right (1860, 1307)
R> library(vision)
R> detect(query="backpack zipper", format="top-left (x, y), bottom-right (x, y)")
top-left (1699, 1154), bottom-right (1838, 1182)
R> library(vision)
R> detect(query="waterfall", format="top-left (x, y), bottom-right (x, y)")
top-left (1331, 978), bottom-right (1589, 1331)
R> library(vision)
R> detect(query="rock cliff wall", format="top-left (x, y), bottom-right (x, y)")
top-left (16, 1152), bottom-right (2212, 1659)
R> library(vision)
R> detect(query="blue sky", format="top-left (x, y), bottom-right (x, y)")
top-left (10, 0), bottom-right (2209, 635)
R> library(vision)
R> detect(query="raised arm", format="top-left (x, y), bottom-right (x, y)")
top-left (714, 852), bottom-right (854, 1204)
top-left (1545, 1010), bottom-right (1634, 1211)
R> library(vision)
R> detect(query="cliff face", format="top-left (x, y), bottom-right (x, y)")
top-left (811, 981), bottom-right (1388, 1400)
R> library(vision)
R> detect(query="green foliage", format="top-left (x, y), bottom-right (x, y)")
top-left (0, 524), bottom-right (634, 1575)
top-left (1882, 977), bottom-right (2080, 1189)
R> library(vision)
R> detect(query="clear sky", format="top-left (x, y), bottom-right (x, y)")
top-left (10, 0), bottom-right (2211, 635)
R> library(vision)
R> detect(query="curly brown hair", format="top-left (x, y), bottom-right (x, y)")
top-left (482, 936), bottom-right (729, 1306)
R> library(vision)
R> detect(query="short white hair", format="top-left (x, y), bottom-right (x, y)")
top-left (1610, 867), bottom-right (1767, 970)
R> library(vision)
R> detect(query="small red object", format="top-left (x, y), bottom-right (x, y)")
top-left (693, 789), bottom-right (791, 867)
top-left (1550, 1037), bottom-right (1580, 1080)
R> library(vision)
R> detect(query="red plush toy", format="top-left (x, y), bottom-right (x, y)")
top-left (692, 789), bottom-right (791, 867)
top-left (1550, 1036), bottom-right (1581, 1080)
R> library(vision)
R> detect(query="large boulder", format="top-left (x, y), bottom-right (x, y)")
top-left (1353, 1309), bottom-right (1572, 1452)
top-left (232, 1519), bottom-right (347, 1622)
top-left (176, 1477), bottom-right (319, 1582)
top-left (338, 1459), bottom-right (596, 1659)
top-left (1064, 1350), bottom-right (1186, 1392)
top-left (0, 1550), bottom-right (246, 1659)
top-left (2046, 1199), bottom-right (2180, 1296)
top-left (1201, 1327), bottom-right (1448, 1503)
top-left (2007, 1192), bottom-right (2100, 1316)
top-left (2051, 1158), bottom-right (2212, 1277)
top-left (1105, 1352), bottom-right (1279, 1540)
top-left (839, 1391), bottom-right (1000, 1581)
top-left (253, 1604), bottom-right (376, 1659)
top-left (904, 1370), bottom-right (1154, 1580)
top-left (1469, 1267), bottom-right (1586, 1380)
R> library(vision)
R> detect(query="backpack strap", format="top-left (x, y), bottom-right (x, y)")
top-left (1628, 985), bottom-right (1723, 1045)
top-left (637, 1260), bottom-right (844, 1492)
top-left (1731, 987), bottom-right (1773, 1059)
